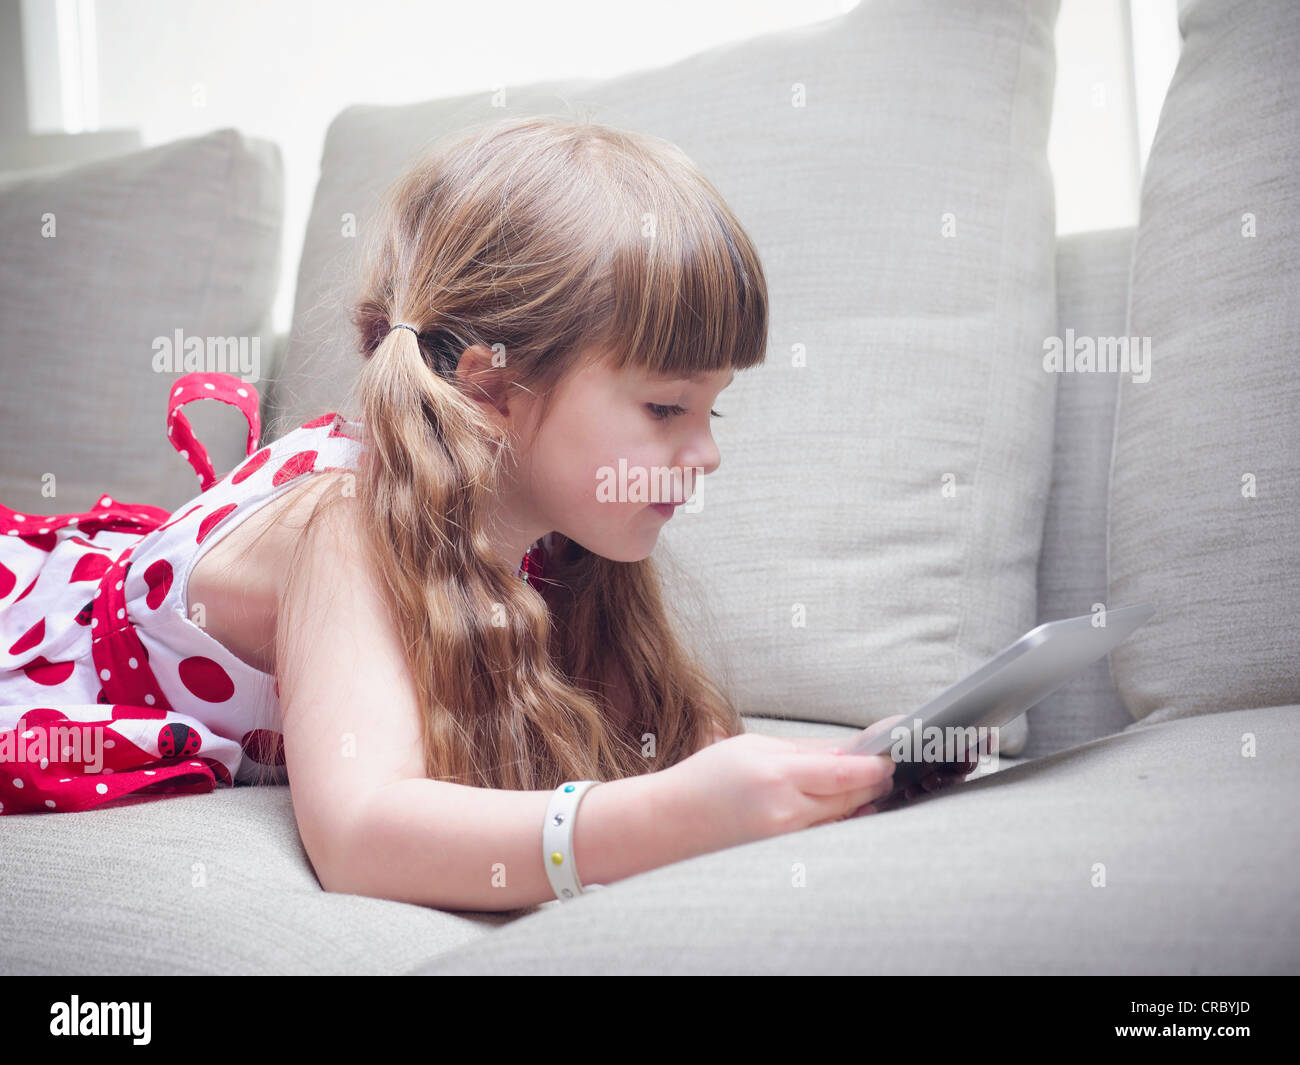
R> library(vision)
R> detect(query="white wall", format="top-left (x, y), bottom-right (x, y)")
top-left (1048, 0), bottom-right (1181, 236)
top-left (18, 0), bottom-right (1181, 333)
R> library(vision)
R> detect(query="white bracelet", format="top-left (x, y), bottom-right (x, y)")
top-left (543, 780), bottom-right (604, 901)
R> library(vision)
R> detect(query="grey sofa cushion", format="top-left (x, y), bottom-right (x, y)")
top-left (1027, 227), bottom-right (1137, 759)
top-left (0, 778), bottom-right (512, 975)
top-left (0, 129), bottom-right (284, 518)
top-left (1108, 0), bottom-right (1300, 726)
top-left (0, 713), bottom-right (876, 975)
top-left (273, 0), bottom-right (1062, 754)
top-left (406, 702), bottom-right (1300, 975)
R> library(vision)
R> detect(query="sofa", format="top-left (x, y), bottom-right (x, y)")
top-left (1, 0), bottom-right (1296, 975)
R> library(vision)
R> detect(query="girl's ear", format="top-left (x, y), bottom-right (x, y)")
top-left (453, 344), bottom-right (512, 420)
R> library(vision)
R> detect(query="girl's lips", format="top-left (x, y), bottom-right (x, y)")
top-left (649, 502), bottom-right (679, 517)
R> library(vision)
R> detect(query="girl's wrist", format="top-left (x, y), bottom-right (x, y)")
top-left (569, 767), bottom-right (695, 889)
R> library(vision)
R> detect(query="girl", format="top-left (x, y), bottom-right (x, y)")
top-left (1, 115), bottom-right (970, 910)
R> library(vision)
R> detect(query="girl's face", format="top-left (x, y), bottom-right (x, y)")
top-left (512, 353), bottom-right (735, 563)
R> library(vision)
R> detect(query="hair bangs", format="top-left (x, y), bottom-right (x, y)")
top-left (589, 179), bottom-right (768, 383)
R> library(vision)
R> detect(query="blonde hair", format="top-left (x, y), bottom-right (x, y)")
top-left (255, 114), bottom-right (768, 791)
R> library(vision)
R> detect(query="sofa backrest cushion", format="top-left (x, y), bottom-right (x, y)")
top-left (1108, 0), bottom-right (1300, 725)
top-left (0, 130), bottom-right (284, 516)
top-left (276, 0), bottom-right (1062, 753)
top-left (1029, 226), bottom-right (1137, 758)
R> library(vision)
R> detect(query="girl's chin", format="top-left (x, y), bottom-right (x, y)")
top-left (561, 511), bottom-right (666, 564)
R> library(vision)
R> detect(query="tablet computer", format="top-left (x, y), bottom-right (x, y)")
top-left (842, 604), bottom-right (1155, 779)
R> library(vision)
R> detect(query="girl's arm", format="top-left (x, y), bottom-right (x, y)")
top-left (697, 724), bottom-right (730, 752)
top-left (277, 490), bottom-right (700, 911)
top-left (336, 771), bottom-right (685, 910)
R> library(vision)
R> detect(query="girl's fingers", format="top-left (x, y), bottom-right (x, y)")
top-left (787, 717), bottom-right (912, 758)
top-left (791, 736), bottom-right (851, 752)
top-left (793, 759), bottom-right (895, 829)
top-left (789, 751), bottom-right (895, 798)
top-left (858, 714), bottom-right (910, 744)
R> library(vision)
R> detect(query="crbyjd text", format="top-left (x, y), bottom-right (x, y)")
top-left (1131, 1001), bottom-right (1252, 1016)
top-left (50, 996), bottom-right (151, 1045)
top-left (151, 328), bottom-right (261, 381)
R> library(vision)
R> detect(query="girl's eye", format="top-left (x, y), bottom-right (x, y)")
top-left (647, 404), bottom-right (724, 421)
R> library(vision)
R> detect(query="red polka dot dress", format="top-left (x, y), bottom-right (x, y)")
top-left (0, 372), bottom-right (365, 815)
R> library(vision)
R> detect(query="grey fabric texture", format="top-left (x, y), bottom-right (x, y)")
top-left (407, 703), bottom-right (1300, 975)
top-left (0, 779), bottom-right (513, 975)
top-left (1108, 0), bottom-right (1300, 725)
top-left (273, 0), bottom-right (1063, 753)
top-left (1026, 227), bottom-right (1137, 759)
top-left (0, 129), bottom-right (284, 516)
top-left (0, 714), bottom-right (882, 975)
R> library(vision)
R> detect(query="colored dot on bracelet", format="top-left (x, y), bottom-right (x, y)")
top-left (551, 852), bottom-right (565, 866)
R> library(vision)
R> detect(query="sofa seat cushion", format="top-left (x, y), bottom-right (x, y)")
top-left (0, 712), bottom-right (1005, 974)
top-left (406, 703), bottom-right (1300, 975)
top-left (0, 782), bottom-right (508, 975)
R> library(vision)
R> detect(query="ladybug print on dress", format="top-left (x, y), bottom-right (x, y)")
top-left (158, 722), bottom-right (202, 758)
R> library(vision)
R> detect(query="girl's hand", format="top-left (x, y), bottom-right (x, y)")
top-left (660, 728), bottom-right (898, 855)
top-left (875, 722), bottom-right (989, 808)
top-left (800, 713), bottom-right (984, 814)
